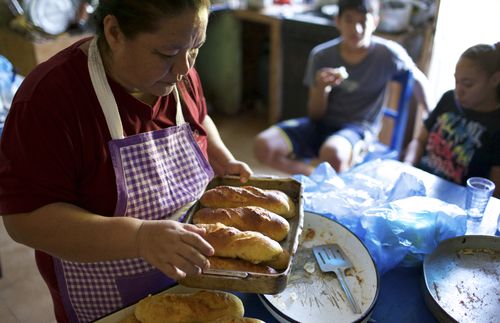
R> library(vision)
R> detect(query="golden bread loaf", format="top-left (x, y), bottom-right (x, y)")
top-left (134, 290), bottom-right (244, 323)
top-left (200, 185), bottom-right (296, 218)
top-left (199, 223), bottom-right (282, 264)
top-left (119, 314), bottom-right (140, 323)
top-left (208, 256), bottom-right (278, 274)
top-left (193, 206), bottom-right (290, 241)
top-left (261, 249), bottom-right (291, 270)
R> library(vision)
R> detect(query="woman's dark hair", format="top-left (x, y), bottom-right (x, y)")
top-left (461, 43), bottom-right (500, 99)
top-left (94, 0), bottom-right (211, 39)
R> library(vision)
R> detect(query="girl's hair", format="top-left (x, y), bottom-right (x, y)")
top-left (461, 43), bottom-right (500, 99)
top-left (93, 0), bottom-right (211, 39)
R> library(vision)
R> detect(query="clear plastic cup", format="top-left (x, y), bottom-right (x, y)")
top-left (465, 177), bottom-right (495, 221)
top-left (496, 214), bottom-right (500, 236)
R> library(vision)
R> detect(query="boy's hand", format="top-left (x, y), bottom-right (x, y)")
top-left (316, 66), bottom-right (349, 90)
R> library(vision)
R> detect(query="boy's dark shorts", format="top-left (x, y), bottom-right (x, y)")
top-left (275, 117), bottom-right (366, 159)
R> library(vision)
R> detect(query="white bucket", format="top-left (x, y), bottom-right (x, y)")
top-left (378, 1), bottom-right (413, 33)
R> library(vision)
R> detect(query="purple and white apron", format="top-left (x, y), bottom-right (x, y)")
top-left (53, 37), bottom-right (214, 322)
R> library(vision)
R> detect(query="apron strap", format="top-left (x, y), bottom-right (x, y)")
top-left (88, 37), bottom-right (125, 140)
top-left (88, 37), bottom-right (186, 139)
top-left (172, 85), bottom-right (186, 125)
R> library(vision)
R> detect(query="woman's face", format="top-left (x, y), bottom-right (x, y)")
top-left (337, 9), bottom-right (378, 50)
top-left (454, 57), bottom-right (494, 110)
top-left (106, 8), bottom-right (208, 97)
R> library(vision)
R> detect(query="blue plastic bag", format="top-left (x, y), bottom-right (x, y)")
top-left (294, 160), bottom-right (427, 238)
top-left (361, 196), bottom-right (466, 274)
top-left (0, 55), bottom-right (23, 136)
top-left (293, 160), bottom-right (467, 275)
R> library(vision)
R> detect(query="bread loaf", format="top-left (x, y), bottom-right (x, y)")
top-left (208, 256), bottom-right (278, 274)
top-left (200, 185), bottom-right (296, 218)
top-left (135, 290), bottom-right (244, 323)
top-left (261, 249), bottom-right (291, 271)
top-left (119, 314), bottom-right (140, 323)
top-left (199, 223), bottom-right (282, 264)
top-left (193, 206), bottom-right (290, 241)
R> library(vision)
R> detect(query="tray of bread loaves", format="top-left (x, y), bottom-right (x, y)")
top-left (180, 175), bottom-right (304, 295)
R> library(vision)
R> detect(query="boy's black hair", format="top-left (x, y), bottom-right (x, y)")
top-left (338, 0), bottom-right (380, 17)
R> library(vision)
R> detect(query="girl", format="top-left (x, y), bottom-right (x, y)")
top-left (405, 43), bottom-right (500, 197)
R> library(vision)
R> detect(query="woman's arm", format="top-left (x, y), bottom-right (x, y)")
top-left (3, 203), bottom-right (140, 262)
top-left (2, 203), bottom-right (214, 279)
top-left (203, 115), bottom-right (252, 182)
top-left (403, 125), bottom-right (429, 165)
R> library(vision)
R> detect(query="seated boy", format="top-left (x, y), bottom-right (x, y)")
top-left (254, 0), bottom-right (431, 175)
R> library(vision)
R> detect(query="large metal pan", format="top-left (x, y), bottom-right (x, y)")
top-left (422, 235), bottom-right (500, 323)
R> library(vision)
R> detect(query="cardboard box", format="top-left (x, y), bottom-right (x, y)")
top-left (0, 28), bottom-right (91, 76)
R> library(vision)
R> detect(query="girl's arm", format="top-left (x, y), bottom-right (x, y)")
top-left (403, 125), bottom-right (429, 165)
top-left (411, 67), bottom-right (433, 116)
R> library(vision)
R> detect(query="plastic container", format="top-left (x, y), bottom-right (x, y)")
top-left (378, 1), bottom-right (413, 33)
top-left (496, 214), bottom-right (500, 236)
top-left (465, 177), bottom-right (495, 222)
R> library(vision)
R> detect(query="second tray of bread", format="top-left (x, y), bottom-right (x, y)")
top-left (181, 175), bottom-right (304, 295)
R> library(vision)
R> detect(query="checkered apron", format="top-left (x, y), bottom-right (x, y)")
top-left (52, 38), bottom-right (214, 323)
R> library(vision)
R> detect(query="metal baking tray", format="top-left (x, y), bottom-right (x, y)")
top-left (422, 235), bottom-right (500, 323)
top-left (179, 175), bottom-right (304, 295)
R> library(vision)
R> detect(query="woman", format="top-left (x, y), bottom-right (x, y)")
top-left (0, 0), bottom-right (251, 322)
top-left (405, 43), bottom-right (500, 197)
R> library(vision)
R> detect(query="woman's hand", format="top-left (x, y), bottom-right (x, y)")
top-left (136, 220), bottom-right (214, 280)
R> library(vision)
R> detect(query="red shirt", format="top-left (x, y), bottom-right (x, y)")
top-left (0, 38), bottom-right (209, 322)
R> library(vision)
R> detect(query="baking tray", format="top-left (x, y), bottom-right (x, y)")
top-left (259, 211), bottom-right (379, 323)
top-left (179, 175), bottom-right (304, 295)
top-left (422, 235), bottom-right (500, 323)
